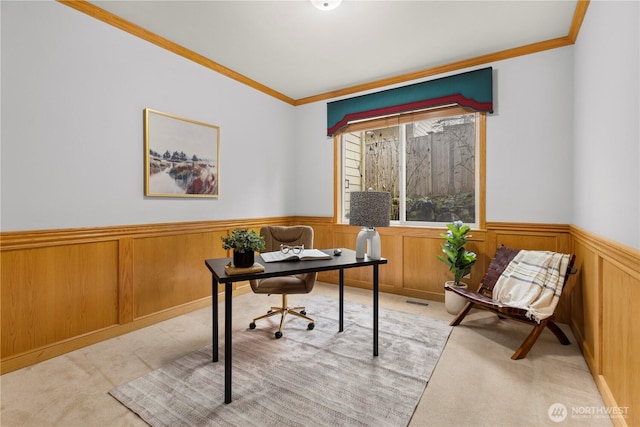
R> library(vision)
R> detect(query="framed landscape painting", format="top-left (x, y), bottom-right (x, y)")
top-left (144, 108), bottom-right (220, 198)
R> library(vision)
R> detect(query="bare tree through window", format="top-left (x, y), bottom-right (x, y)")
top-left (343, 108), bottom-right (478, 225)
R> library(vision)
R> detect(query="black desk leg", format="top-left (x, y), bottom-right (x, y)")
top-left (212, 277), bottom-right (219, 363)
top-left (224, 282), bottom-right (233, 404)
top-left (373, 264), bottom-right (379, 357)
top-left (339, 269), bottom-right (344, 332)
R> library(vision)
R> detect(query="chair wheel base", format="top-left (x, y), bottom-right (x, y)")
top-left (249, 322), bottom-right (256, 330)
top-left (275, 331), bottom-right (283, 339)
top-left (308, 323), bottom-right (315, 330)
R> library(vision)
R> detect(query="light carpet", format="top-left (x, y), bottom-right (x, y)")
top-left (109, 295), bottom-right (452, 427)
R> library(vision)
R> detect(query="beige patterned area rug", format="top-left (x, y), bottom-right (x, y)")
top-left (110, 295), bottom-right (452, 427)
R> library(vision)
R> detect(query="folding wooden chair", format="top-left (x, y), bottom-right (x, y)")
top-left (446, 246), bottom-right (577, 360)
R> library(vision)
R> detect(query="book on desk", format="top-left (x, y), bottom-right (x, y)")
top-left (260, 249), bottom-right (332, 263)
top-left (224, 262), bottom-right (265, 275)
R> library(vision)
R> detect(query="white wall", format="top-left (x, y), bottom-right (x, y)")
top-left (1, 0), bottom-right (296, 231)
top-left (573, 0), bottom-right (640, 249)
top-left (292, 102), bottom-right (335, 217)
top-left (4, 1), bottom-right (638, 250)
top-left (486, 48), bottom-right (574, 223)
top-left (294, 48), bottom-right (576, 224)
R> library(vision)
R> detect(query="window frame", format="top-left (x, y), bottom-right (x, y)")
top-left (333, 105), bottom-right (486, 229)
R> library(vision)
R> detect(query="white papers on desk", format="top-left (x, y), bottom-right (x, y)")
top-left (261, 249), bottom-right (332, 263)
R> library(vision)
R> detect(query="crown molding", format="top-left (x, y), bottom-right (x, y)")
top-left (58, 0), bottom-right (589, 106)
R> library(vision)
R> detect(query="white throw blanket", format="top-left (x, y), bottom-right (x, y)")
top-left (492, 250), bottom-right (570, 323)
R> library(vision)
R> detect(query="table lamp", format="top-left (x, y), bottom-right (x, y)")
top-left (349, 190), bottom-right (391, 260)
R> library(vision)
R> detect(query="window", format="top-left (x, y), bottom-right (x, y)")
top-left (339, 106), bottom-right (484, 228)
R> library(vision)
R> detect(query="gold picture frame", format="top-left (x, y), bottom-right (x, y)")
top-left (144, 108), bottom-right (220, 198)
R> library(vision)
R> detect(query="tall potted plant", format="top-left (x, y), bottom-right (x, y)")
top-left (221, 228), bottom-right (266, 268)
top-left (437, 221), bottom-right (477, 314)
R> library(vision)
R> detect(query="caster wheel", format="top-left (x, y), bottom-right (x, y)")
top-left (300, 310), bottom-right (307, 315)
top-left (275, 331), bottom-right (283, 339)
top-left (308, 323), bottom-right (315, 330)
top-left (249, 322), bottom-right (256, 330)
top-left (267, 310), bottom-right (273, 314)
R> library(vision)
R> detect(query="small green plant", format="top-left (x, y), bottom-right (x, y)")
top-left (437, 221), bottom-right (477, 286)
top-left (221, 228), bottom-right (266, 253)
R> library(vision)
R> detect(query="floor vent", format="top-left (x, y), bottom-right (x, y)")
top-left (406, 300), bottom-right (429, 306)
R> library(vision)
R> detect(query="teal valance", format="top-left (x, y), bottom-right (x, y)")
top-left (327, 67), bottom-right (493, 136)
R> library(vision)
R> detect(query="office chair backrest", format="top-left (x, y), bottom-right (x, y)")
top-left (261, 226), bottom-right (314, 252)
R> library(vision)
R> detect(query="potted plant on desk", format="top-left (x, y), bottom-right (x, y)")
top-left (437, 221), bottom-right (477, 314)
top-left (221, 228), bottom-right (266, 268)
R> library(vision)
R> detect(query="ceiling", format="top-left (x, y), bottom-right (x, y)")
top-left (88, 0), bottom-right (580, 102)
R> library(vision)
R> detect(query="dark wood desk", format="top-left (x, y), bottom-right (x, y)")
top-left (204, 248), bottom-right (387, 404)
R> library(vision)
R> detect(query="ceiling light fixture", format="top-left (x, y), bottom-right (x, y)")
top-left (310, 0), bottom-right (342, 11)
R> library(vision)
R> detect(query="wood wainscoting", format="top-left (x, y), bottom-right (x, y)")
top-left (569, 226), bottom-right (639, 427)
top-left (0, 218), bottom-right (573, 372)
top-left (0, 218), bottom-right (292, 374)
top-left (2, 218), bottom-right (638, 426)
top-left (300, 218), bottom-right (573, 321)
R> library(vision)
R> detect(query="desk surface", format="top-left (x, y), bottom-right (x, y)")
top-left (205, 248), bottom-right (387, 283)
